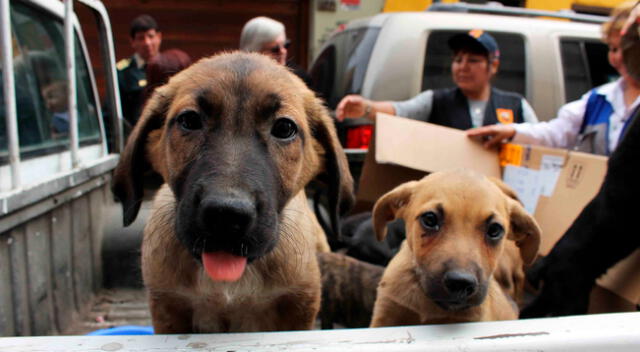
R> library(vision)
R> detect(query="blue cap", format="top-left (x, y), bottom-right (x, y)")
top-left (448, 29), bottom-right (500, 60)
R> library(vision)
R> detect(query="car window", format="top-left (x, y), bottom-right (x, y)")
top-left (422, 30), bottom-right (526, 96)
top-left (560, 38), bottom-right (615, 102)
top-left (310, 27), bottom-right (381, 109)
top-left (0, 1), bottom-right (101, 163)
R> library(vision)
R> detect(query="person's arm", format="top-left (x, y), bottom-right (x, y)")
top-left (391, 90), bottom-right (434, 121)
top-left (467, 93), bottom-right (587, 149)
top-left (465, 97), bottom-right (539, 149)
top-left (512, 97), bottom-right (586, 147)
top-left (335, 94), bottom-right (396, 121)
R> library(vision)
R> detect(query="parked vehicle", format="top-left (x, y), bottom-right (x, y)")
top-left (310, 4), bottom-right (613, 154)
top-left (2, 1), bottom-right (637, 348)
top-left (0, 0), bottom-right (122, 336)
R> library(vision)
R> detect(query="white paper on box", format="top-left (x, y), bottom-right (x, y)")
top-left (539, 155), bottom-right (564, 197)
top-left (502, 165), bottom-right (542, 214)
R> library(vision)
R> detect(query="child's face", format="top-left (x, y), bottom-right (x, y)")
top-left (42, 83), bottom-right (67, 112)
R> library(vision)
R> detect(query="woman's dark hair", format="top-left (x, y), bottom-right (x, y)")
top-left (144, 49), bottom-right (193, 100)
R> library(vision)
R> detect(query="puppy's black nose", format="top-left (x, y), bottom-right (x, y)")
top-left (443, 271), bottom-right (478, 298)
top-left (199, 194), bottom-right (256, 237)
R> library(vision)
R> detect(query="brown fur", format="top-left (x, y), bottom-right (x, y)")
top-left (111, 52), bottom-right (353, 333)
top-left (317, 251), bottom-right (384, 328)
top-left (370, 170), bottom-right (540, 326)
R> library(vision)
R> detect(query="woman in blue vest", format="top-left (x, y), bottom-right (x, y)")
top-left (335, 29), bottom-right (538, 129)
top-left (469, 1), bottom-right (640, 156)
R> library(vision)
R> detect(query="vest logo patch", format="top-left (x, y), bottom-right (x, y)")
top-left (496, 108), bottom-right (514, 124)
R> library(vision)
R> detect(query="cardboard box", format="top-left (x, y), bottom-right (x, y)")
top-left (499, 143), bottom-right (638, 307)
top-left (354, 113), bottom-right (499, 211)
top-left (354, 113), bottom-right (638, 306)
top-left (498, 143), bottom-right (608, 255)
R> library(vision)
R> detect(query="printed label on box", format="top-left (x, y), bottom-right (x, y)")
top-left (502, 165), bottom-right (542, 214)
top-left (539, 155), bottom-right (564, 196)
top-left (566, 162), bottom-right (585, 189)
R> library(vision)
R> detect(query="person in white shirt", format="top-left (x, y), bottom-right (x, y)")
top-left (468, 1), bottom-right (640, 156)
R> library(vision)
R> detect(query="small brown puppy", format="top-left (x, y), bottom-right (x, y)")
top-left (111, 52), bottom-right (354, 333)
top-left (370, 170), bottom-right (540, 326)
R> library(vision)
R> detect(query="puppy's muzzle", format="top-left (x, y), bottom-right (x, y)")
top-left (443, 270), bottom-right (479, 301)
top-left (420, 266), bottom-right (487, 312)
top-left (198, 192), bottom-right (256, 240)
top-left (177, 182), bottom-right (278, 261)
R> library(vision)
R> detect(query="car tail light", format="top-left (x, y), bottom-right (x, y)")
top-left (345, 125), bottom-right (373, 149)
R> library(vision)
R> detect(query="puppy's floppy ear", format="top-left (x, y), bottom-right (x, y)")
top-left (372, 181), bottom-right (418, 241)
top-left (111, 87), bottom-right (170, 226)
top-left (507, 198), bottom-right (541, 265)
top-left (488, 176), bottom-right (541, 264)
top-left (306, 95), bottom-right (355, 240)
top-left (488, 176), bottom-right (520, 203)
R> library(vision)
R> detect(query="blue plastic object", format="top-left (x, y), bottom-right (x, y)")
top-left (87, 325), bottom-right (154, 336)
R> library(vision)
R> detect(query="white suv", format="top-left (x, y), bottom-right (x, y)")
top-left (310, 4), bottom-right (612, 151)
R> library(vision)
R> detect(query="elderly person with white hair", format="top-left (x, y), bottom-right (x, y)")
top-left (239, 16), bottom-right (313, 87)
top-left (240, 16), bottom-right (290, 65)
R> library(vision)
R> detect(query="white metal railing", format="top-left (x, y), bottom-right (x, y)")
top-left (64, 0), bottom-right (80, 168)
top-left (77, 0), bottom-right (124, 153)
top-left (1, 0), bottom-right (21, 189)
top-left (0, 312), bottom-right (638, 351)
top-left (0, 0), bottom-right (122, 194)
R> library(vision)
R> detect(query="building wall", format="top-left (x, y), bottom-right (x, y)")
top-left (77, 0), bottom-right (310, 99)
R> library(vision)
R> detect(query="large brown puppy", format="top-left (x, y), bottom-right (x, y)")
top-left (370, 170), bottom-right (540, 326)
top-left (111, 52), bottom-right (354, 333)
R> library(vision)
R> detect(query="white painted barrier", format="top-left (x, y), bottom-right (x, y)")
top-left (1, 312), bottom-right (639, 351)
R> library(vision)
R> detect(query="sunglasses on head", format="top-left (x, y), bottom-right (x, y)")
top-left (268, 39), bottom-right (291, 54)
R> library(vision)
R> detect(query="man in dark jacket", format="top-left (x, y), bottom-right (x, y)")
top-left (117, 14), bottom-right (162, 127)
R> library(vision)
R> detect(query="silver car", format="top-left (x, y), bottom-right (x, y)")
top-left (310, 5), bottom-right (612, 150)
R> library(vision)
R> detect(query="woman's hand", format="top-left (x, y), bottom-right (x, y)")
top-left (466, 124), bottom-right (517, 149)
top-left (335, 94), bottom-right (370, 121)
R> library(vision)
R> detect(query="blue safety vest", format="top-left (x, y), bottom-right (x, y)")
top-left (576, 89), bottom-right (637, 156)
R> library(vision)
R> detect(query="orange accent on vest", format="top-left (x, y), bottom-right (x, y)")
top-left (496, 108), bottom-right (514, 124)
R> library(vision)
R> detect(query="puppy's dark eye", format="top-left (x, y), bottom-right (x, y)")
top-left (419, 211), bottom-right (440, 231)
top-left (176, 110), bottom-right (203, 131)
top-left (486, 223), bottom-right (504, 241)
top-left (271, 117), bottom-right (298, 141)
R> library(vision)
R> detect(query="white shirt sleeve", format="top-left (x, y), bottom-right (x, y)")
top-left (512, 93), bottom-right (588, 148)
top-left (392, 90), bottom-right (434, 121)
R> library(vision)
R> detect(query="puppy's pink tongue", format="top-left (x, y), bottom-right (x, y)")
top-left (202, 252), bottom-right (247, 282)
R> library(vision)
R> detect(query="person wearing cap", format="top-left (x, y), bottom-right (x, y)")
top-left (468, 1), bottom-right (640, 156)
top-left (117, 14), bottom-right (162, 127)
top-left (335, 29), bottom-right (538, 129)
